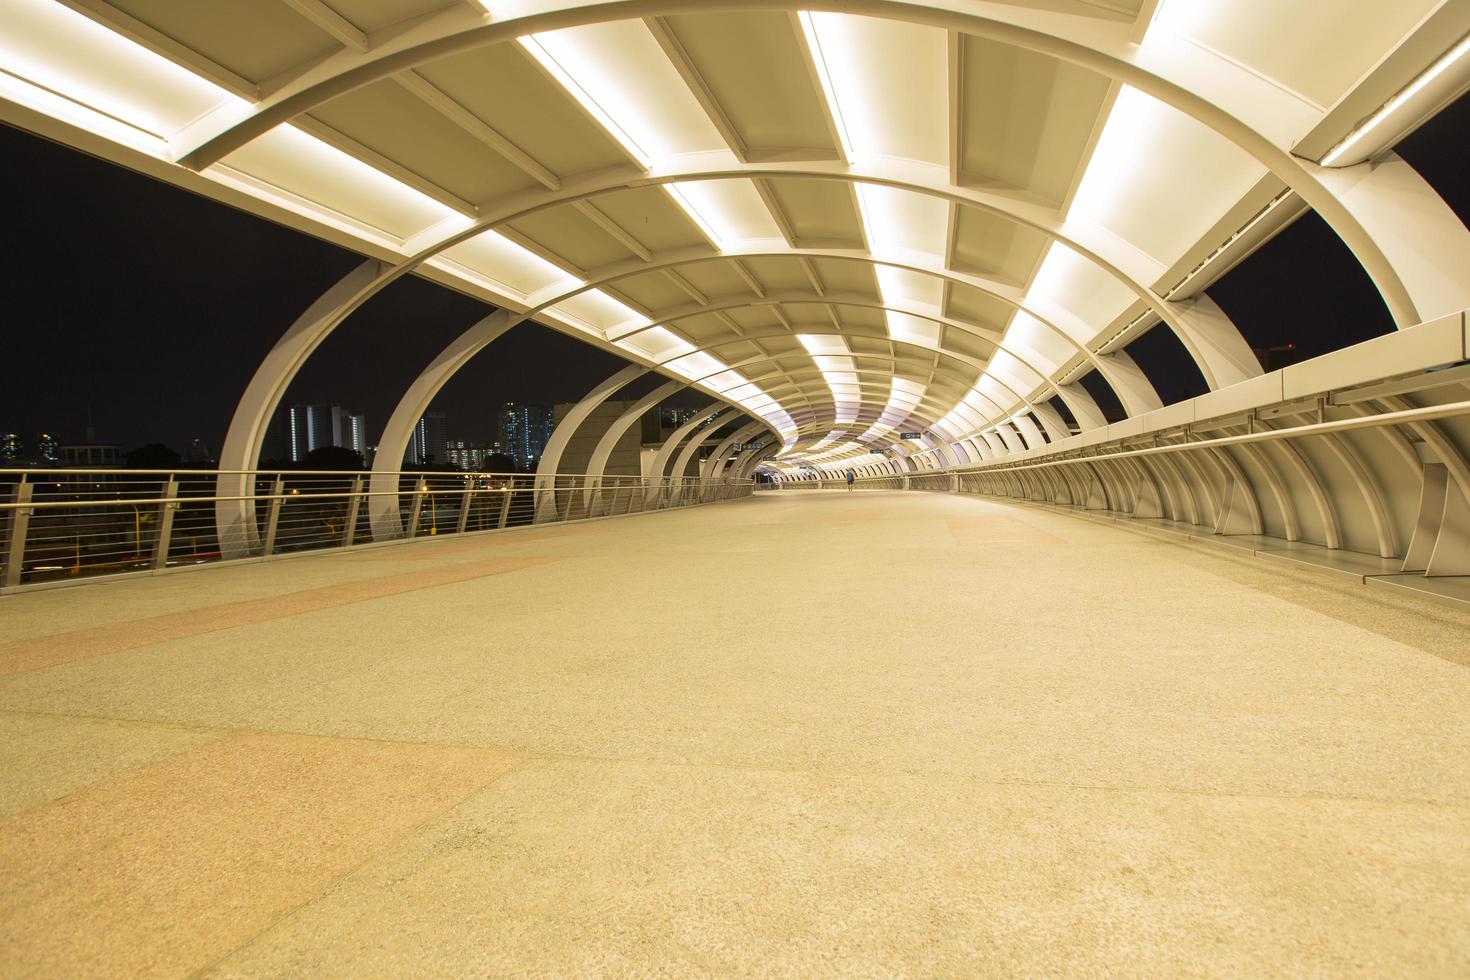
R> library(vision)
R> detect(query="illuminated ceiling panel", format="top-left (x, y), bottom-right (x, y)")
top-left (800, 12), bottom-right (947, 166)
top-left (1066, 86), bottom-right (1266, 260)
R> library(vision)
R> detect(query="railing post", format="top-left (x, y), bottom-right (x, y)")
top-left (496, 485), bottom-right (513, 530)
top-left (343, 475), bottom-right (364, 547)
top-left (151, 476), bottom-right (179, 571)
top-left (407, 480), bottom-right (426, 538)
top-left (262, 476), bottom-right (285, 557)
top-left (3, 479), bottom-right (34, 589)
top-left (457, 476), bottom-right (473, 535)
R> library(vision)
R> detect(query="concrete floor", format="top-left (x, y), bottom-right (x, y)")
top-left (2, 490), bottom-right (1469, 976)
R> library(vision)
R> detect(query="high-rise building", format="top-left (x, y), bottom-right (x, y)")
top-left (445, 440), bottom-right (504, 471)
top-left (35, 433), bottom-right (60, 465)
top-left (185, 438), bottom-right (212, 464)
top-left (0, 433), bottom-right (20, 462)
top-left (408, 411), bottom-right (449, 466)
top-left (285, 403), bottom-right (367, 462)
top-left (497, 403), bottom-right (554, 470)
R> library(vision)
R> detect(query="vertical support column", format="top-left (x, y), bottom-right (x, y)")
top-left (261, 476), bottom-right (285, 557)
top-left (406, 480), bottom-right (426, 538)
top-left (343, 475), bottom-right (364, 546)
top-left (151, 476), bottom-right (179, 571)
top-left (1214, 473), bottom-right (1257, 536)
top-left (457, 476), bottom-right (474, 534)
top-left (3, 479), bottom-right (34, 589)
top-left (496, 485), bottom-right (513, 530)
top-left (1405, 463), bottom-right (1470, 576)
top-left (1427, 480), bottom-right (1470, 577)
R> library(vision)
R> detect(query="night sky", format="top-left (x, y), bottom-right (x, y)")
top-left (2, 91), bottom-right (1465, 451)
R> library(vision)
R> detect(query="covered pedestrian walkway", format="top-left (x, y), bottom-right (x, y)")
top-left (3, 490), bottom-right (1468, 975)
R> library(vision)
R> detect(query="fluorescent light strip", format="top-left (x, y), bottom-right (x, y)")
top-left (796, 11), bottom-right (855, 160)
top-left (666, 183), bottom-right (727, 247)
top-left (0, 66), bottom-right (169, 157)
top-left (516, 35), bottom-right (650, 167)
top-left (514, 29), bottom-right (732, 247)
top-left (1322, 33), bottom-right (1470, 166)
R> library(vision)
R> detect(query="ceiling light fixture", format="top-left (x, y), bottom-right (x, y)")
top-left (1321, 33), bottom-right (1470, 167)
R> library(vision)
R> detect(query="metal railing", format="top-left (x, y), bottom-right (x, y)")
top-left (775, 476), bottom-right (905, 490)
top-left (0, 468), bottom-right (752, 592)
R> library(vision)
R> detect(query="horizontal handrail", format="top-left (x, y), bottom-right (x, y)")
top-left (0, 468), bottom-right (706, 479)
top-left (949, 397), bottom-right (1470, 475)
top-left (0, 468), bottom-right (754, 593)
top-left (0, 480), bottom-right (714, 512)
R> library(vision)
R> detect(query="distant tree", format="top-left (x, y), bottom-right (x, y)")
top-left (300, 446), bottom-right (364, 471)
top-left (126, 443), bottom-right (182, 469)
top-left (482, 452), bottom-right (517, 474)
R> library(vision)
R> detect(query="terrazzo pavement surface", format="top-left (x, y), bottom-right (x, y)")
top-left (2, 491), bottom-right (1468, 976)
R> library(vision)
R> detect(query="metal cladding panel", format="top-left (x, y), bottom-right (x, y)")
top-left (1105, 417), bottom-right (1146, 441)
top-left (1137, 400), bottom-right (1197, 434)
top-left (1282, 313), bottom-right (1466, 400)
top-left (1193, 371), bottom-right (1286, 422)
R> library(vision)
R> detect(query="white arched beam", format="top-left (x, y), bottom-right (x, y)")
top-left (705, 420), bottom-right (769, 481)
top-left (646, 404), bottom-right (729, 505)
top-left (535, 246), bottom-right (1164, 419)
top-left (204, 161), bottom-right (1205, 496)
top-left (214, 258), bottom-right (384, 559)
top-left (582, 378), bottom-right (687, 513)
top-left (368, 309), bottom-right (514, 541)
top-left (651, 291), bottom-right (1093, 427)
top-left (173, 0), bottom-right (1425, 335)
top-left (677, 328), bottom-right (1036, 430)
top-left (667, 431), bottom-right (725, 504)
top-left (533, 363), bottom-right (647, 523)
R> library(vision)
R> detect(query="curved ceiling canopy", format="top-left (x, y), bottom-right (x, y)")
top-left (2, 0), bottom-right (1464, 471)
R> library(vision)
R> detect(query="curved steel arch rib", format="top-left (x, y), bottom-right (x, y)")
top-left (646, 403), bottom-right (729, 505)
top-left (533, 245), bottom-right (1165, 417)
top-left (532, 363), bottom-right (647, 524)
top-left (579, 378), bottom-right (686, 513)
top-left (682, 337), bottom-right (1038, 433)
top-left (174, 0), bottom-right (1419, 330)
top-left (212, 191), bottom-right (1146, 503)
top-left (705, 420), bottom-right (770, 481)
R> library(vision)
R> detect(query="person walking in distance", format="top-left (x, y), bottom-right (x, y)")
top-left (845, 468), bottom-right (855, 492)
